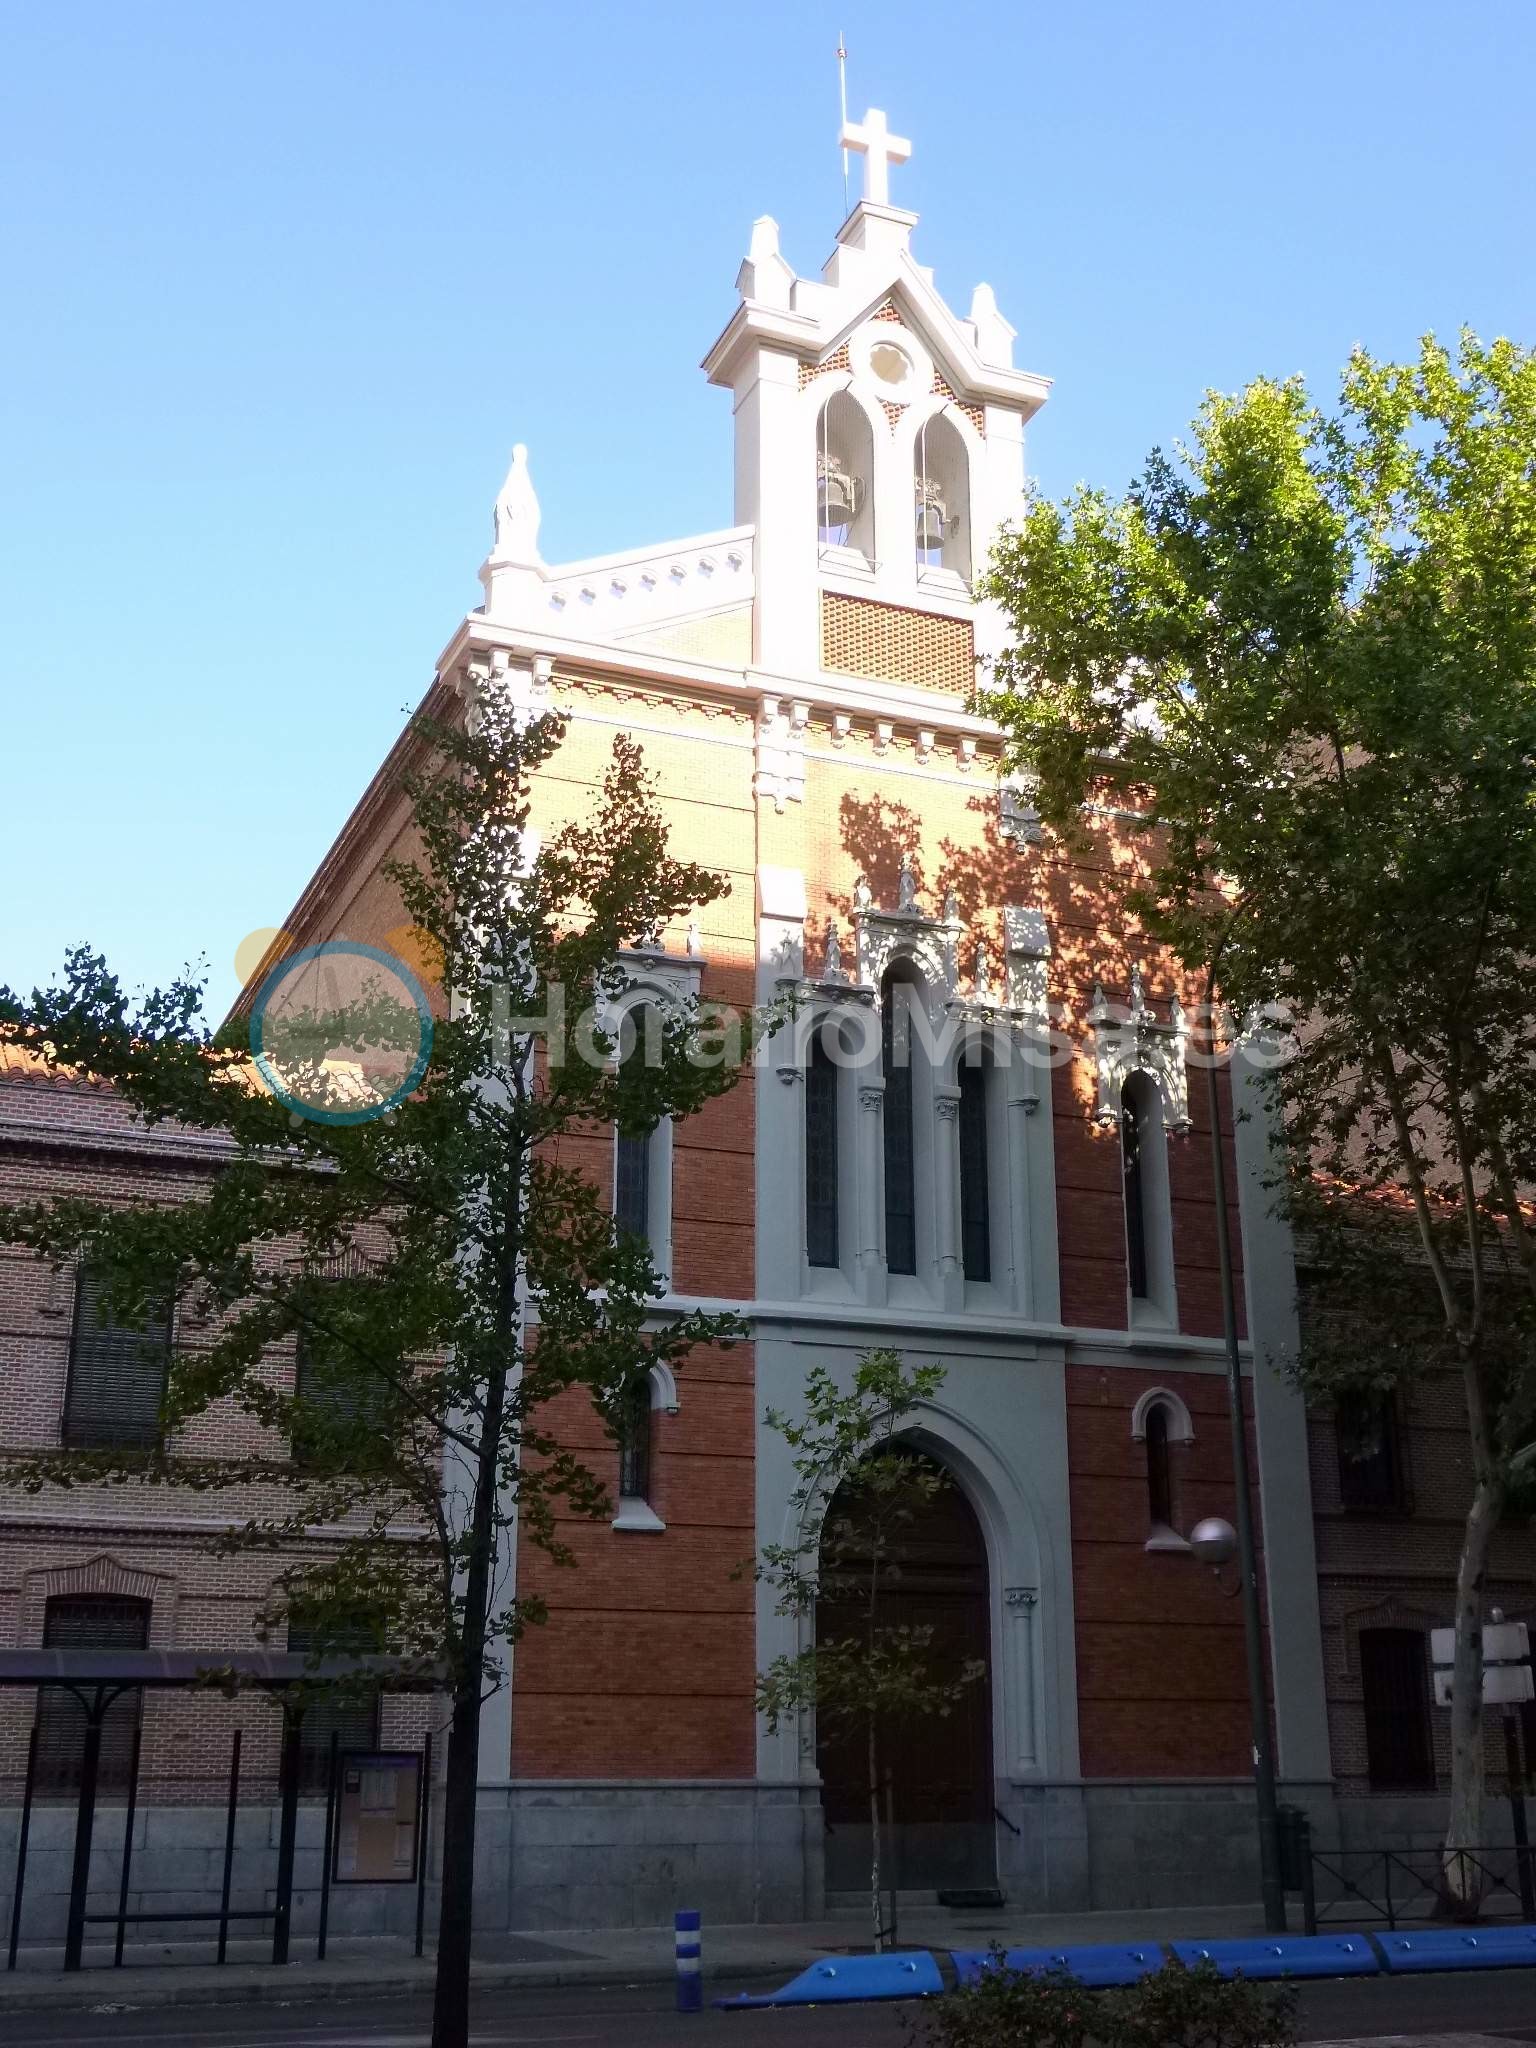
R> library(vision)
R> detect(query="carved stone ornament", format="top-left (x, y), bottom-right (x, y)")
top-left (855, 871), bottom-right (958, 996)
top-left (1088, 966), bottom-right (1193, 1131)
top-left (755, 695), bottom-right (810, 812)
top-left (454, 650), bottom-right (554, 736)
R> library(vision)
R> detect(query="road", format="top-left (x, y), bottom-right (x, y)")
top-left (5, 1970), bottom-right (1536, 2047)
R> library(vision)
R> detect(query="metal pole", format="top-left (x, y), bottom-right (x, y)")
top-left (316, 1733), bottom-right (339, 1962)
top-left (64, 1692), bottom-right (107, 1971)
top-left (112, 1719), bottom-right (143, 1968)
top-left (1206, 1053), bottom-right (1286, 1933)
top-left (271, 1707), bottom-right (302, 1966)
top-left (414, 1731), bottom-right (432, 1960)
top-left (217, 1729), bottom-right (241, 1965)
top-left (883, 1768), bottom-right (898, 1950)
top-left (7, 1722), bottom-right (40, 1971)
top-left (1503, 1710), bottom-right (1534, 1920)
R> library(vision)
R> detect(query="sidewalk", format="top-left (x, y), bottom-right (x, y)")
top-left (0, 1900), bottom-right (1269, 2014)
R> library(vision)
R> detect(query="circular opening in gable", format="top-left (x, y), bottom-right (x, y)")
top-left (869, 341), bottom-right (913, 390)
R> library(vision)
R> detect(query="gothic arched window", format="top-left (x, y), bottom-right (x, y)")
top-left (881, 967), bottom-right (918, 1276)
top-left (1121, 1075), bottom-right (1151, 1302)
top-left (958, 1056), bottom-right (991, 1282)
top-left (805, 1029), bottom-right (840, 1269)
top-left (613, 1005), bottom-right (658, 1247)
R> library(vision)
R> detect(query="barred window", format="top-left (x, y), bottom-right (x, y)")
top-left (881, 970), bottom-right (917, 1276)
top-left (1360, 1627), bottom-right (1434, 1789)
top-left (286, 1619), bottom-right (381, 1797)
top-left (958, 1059), bottom-right (991, 1282)
top-left (1337, 1390), bottom-right (1407, 1512)
top-left (618, 1374), bottom-right (653, 1503)
top-left (62, 1265), bottom-right (172, 1450)
top-left (805, 1035), bottom-right (840, 1268)
top-left (35, 1594), bottom-right (150, 1793)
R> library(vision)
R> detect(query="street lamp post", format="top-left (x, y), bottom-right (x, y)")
top-left (1204, 1046), bottom-right (1288, 1934)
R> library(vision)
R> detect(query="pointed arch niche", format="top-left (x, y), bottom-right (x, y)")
top-left (816, 389), bottom-right (875, 567)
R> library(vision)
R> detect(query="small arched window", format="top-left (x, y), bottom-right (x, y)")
top-left (881, 967), bottom-right (918, 1276)
top-left (1121, 1073), bottom-right (1152, 1301)
top-left (618, 1373), bottom-right (653, 1504)
top-left (958, 1056), bottom-right (991, 1282)
top-left (1145, 1402), bottom-right (1173, 1530)
top-left (806, 1030), bottom-right (840, 1269)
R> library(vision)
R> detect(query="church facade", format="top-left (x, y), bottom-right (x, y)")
top-left (0, 112), bottom-right (1364, 1937)
top-left (255, 112), bottom-right (1334, 1925)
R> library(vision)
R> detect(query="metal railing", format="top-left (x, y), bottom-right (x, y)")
top-left (1305, 1844), bottom-right (1536, 1933)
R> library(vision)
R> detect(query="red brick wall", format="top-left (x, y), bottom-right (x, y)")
top-left (1067, 1364), bottom-right (1261, 1777)
top-left (510, 1339), bottom-right (756, 1779)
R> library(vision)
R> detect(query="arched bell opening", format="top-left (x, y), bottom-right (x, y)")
top-left (914, 412), bottom-right (971, 579)
top-left (814, 1445), bottom-right (996, 1894)
top-left (816, 390), bottom-right (875, 564)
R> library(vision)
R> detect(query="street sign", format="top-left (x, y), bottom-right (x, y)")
top-left (1433, 1621), bottom-right (1529, 1668)
top-left (1434, 1664), bottom-right (1535, 1707)
top-left (1431, 1617), bottom-right (1533, 1706)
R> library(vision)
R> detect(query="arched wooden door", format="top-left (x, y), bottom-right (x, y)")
top-left (816, 1449), bottom-right (995, 1894)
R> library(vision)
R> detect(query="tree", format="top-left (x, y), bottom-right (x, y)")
top-left (0, 686), bottom-right (762, 2044)
top-left (978, 332), bottom-right (1536, 1891)
top-left (750, 1350), bottom-right (983, 1952)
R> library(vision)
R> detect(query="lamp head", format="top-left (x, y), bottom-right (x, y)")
top-left (1189, 1517), bottom-right (1238, 1568)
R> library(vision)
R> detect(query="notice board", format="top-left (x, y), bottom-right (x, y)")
top-left (332, 1750), bottom-right (422, 1884)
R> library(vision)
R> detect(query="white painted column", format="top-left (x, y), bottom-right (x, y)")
top-left (1233, 1046), bottom-right (1334, 1786)
top-left (934, 1082), bottom-right (963, 1309)
top-left (1005, 1070), bottom-right (1040, 1317)
top-left (856, 1079), bottom-right (887, 1306)
top-left (1003, 1585), bottom-right (1040, 1776)
top-left (733, 347), bottom-right (818, 674)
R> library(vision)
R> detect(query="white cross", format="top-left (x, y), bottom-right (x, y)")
top-left (839, 106), bottom-right (911, 208)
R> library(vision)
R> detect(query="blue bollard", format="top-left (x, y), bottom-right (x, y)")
top-left (676, 1907), bottom-right (702, 2012)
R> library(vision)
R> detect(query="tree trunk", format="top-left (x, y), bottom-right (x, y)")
top-left (1444, 1476), bottom-right (1501, 1910)
top-left (430, 1680), bottom-right (483, 2048)
top-left (867, 1717), bottom-right (883, 1955)
top-left (431, 1172), bottom-right (519, 2048)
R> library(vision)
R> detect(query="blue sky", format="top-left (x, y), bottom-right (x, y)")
top-left (4, 1), bottom-right (1532, 1023)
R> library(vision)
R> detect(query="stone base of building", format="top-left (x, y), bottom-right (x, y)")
top-left (474, 1777), bottom-right (1325, 1927)
top-left (9, 1780), bottom-right (1523, 1945)
top-left (471, 1780), bottom-right (825, 1932)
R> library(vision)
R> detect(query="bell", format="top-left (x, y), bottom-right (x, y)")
top-left (818, 472), bottom-right (856, 527)
top-left (915, 498), bottom-right (948, 551)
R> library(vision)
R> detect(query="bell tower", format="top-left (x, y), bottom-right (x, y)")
top-left (703, 109), bottom-right (1051, 692)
